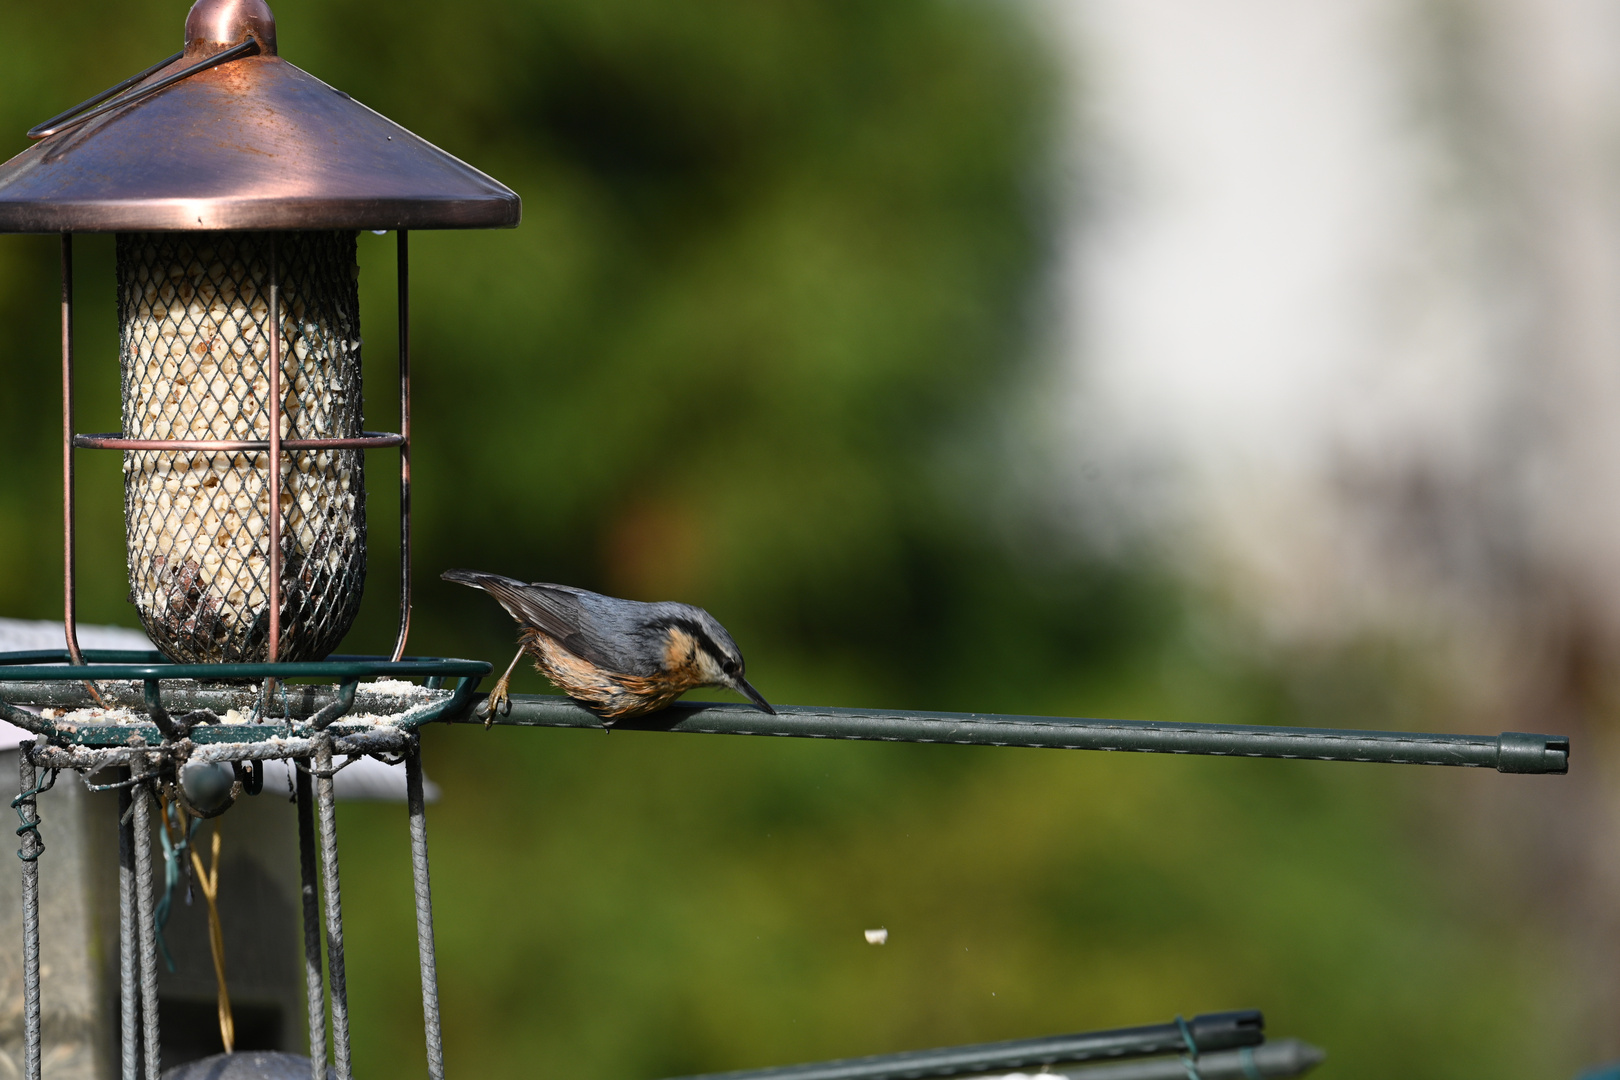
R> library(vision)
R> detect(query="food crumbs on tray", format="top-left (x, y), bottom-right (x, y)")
top-left (59, 707), bottom-right (140, 725)
top-left (340, 713), bottom-right (395, 726)
top-left (364, 679), bottom-right (424, 696)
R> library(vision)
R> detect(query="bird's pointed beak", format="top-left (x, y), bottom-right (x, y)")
top-left (734, 676), bottom-right (775, 715)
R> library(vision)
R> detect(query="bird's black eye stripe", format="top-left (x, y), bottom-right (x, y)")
top-left (658, 618), bottom-right (737, 672)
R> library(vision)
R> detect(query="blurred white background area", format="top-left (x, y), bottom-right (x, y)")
top-left (1037, 0), bottom-right (1620, 704)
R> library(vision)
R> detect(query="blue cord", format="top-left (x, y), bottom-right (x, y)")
top-left (154, 797), bottom-right (200, 972)
top-left (1174, 1016), bottom-right (1203, 1080)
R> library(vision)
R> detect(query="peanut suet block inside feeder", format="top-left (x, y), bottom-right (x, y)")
top-left (118, 231), bottom-right (366, 662)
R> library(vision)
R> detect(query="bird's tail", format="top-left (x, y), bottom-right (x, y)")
top-left (441, 568), bottom-right (527, 592)
top-left (441, 568), bottom-right (551, 628)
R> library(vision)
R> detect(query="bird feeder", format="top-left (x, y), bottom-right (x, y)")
top-left (0, 1), bottom-right (510, 1076)
top-left (0, 0), bottom-right (516, 665)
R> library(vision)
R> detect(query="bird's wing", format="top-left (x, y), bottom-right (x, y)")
top-left (444, 570), bottom-right (618, 669)
top-left (513, 584), bottom-right (620, 668)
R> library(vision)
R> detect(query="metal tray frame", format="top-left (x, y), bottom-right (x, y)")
top-left (2, 651), bottom-right (487, 1080)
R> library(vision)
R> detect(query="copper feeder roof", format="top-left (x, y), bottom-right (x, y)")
top-left (0, 0), bottom-right (520, 233)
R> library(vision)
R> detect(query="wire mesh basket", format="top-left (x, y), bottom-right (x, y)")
top-left (117, 231), bottom-right (366, 662)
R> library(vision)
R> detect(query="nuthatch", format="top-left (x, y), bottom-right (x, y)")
top-left (442, 569), bottom-right (775, 725)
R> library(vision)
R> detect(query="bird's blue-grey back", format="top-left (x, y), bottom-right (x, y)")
top-left (442, 569), bottom-right (739, 676)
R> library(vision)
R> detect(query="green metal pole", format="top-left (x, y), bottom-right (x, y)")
top-left (1056, 1039), bottom-right (1325, 1080)
top-left (663, 1012), bottom-right (1264, 1080)
top-left (468, 696), bottom-right (1569, 775)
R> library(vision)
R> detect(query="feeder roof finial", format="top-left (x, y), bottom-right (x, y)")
top-left (185, 0), bottom-right (277, 59)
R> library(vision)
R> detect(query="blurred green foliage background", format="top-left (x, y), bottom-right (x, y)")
top-left (0, 1), bottom-right (1586, 1077)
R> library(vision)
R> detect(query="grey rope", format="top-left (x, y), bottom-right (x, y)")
top-left (314, 735), bottom-right (353, 1080)
top-left (134, 783), bottom-right (162, 1080)
top-left (118, 778), bottom-right (139, 1080)
top-left (405, 739), bottom-right (445, 1080)
top-left (296, 757), bottom-right (328, 1080)
top-left (18, 750), bottom-right (42, 1080)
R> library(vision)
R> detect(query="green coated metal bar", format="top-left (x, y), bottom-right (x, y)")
top-left (1057, 1039), bottom-right (1325, 1080)
top-left (0, 677), bottom-right (481, 748)
top-left (664, 1011), bottom-right (1263, 1080)
top-left (0, 650), bottom-right (487, 682)
top-left (467, 696), bottom-right (1570, 774)
top-left (0, 697), bottom-right (56, 741)
top-left (0, 679), bottom-right (455, 722)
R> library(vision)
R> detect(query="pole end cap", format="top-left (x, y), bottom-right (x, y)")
top-left (1497, 732), bottom-right (1569, 774)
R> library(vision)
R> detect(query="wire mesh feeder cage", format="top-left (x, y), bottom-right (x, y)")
top-left (0, 0), bottom-right (517, 1076)
top-left (119, 230), bottom-right (366, 662)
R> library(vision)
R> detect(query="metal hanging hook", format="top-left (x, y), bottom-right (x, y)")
top-left (27, 39), bottom-right (259, 140)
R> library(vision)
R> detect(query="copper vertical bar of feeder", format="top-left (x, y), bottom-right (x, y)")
top-left (391, 230), bottom-right (412, 662)
top-left (60, 233), bottom-right (85, 667)
top-left (268, 234), bottom-right (282, 663)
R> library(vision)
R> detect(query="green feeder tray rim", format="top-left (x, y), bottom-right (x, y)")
top-left (0, 651), bottom-right (487, 749)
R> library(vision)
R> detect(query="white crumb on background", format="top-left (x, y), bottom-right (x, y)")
top-left (864, 928), bottom-right (888, 945)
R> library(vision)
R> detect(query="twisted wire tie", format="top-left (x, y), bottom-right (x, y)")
top-left (294, 756), bottom-right (360, 780)
top-left (11, 768), bottom-right (59, 862)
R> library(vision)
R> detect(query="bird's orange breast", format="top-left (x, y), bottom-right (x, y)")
top-left (520, 626), bottom-right (692, 719)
